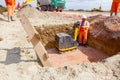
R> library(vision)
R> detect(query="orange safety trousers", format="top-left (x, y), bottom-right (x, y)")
top-left (7, 5), bottom-right (15, 16)
top-left (79, 27), bottom-right (88, 43)
top-left (110, 1), bottom-right (120, 12)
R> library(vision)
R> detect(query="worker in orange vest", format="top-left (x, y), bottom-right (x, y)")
top-left (110, 0), bottom-right (120, 16)
top-left (5, 0), bottom-right (16, 22)
top-left (78, 15), bottom-right (90, 47)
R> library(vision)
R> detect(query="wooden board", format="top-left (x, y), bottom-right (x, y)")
top-left (20, 14), bottom-right (52, 67)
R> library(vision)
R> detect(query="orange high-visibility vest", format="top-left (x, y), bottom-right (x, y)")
top-left (5, 0), bottom-right (16, 6)
top-left (79, 21), bottom-right (89, 32)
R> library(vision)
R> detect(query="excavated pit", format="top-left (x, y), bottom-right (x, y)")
top-left (34, 15), bottom-right (120, 67)
top-left (18, 5), bottom-right (119, 66)
top-left (18, 5), bottom-right (120, 58)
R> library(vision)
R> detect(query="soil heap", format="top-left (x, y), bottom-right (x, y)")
top-left (17, 5), bottom-right (48, 18)
top-left (88, 15), bottom-right (120, 56)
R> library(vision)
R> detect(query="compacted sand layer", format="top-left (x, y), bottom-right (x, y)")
top-left (0, 6), bottom-right (119, 80)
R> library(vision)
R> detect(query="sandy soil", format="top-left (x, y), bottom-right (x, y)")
top-left (0, 10), bottom-right (119, 80)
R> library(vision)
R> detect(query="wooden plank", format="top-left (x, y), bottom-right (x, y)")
top-left (20, 15), bottom-right (35, 36)
top-left (20, 14), bottom-right (52, 67)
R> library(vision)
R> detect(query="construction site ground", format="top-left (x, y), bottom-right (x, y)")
top-left (0, 9), bottom-right (120, 80)
top-left (47, 47), bottom-right (108, 67)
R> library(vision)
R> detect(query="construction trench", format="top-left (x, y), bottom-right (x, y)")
top-left (31, 15), bottom-right (120, 67)
top-left (17, 6), bottom-right (120, 68)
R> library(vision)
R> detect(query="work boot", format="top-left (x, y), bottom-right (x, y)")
top-left (8, 16), bottom-right (10, 22)
top-left (78, 42), bottom-right (83, 46)
top-left (10, 16), bottom-right (15, 21)
top-left (83, 43), bottom-right (88, 47)
top-left (110, 13), bottom-right (113, 16)
top-left (115, 12), bottom-right (117, 16)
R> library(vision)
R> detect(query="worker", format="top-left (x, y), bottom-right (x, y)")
top-left (78, 15), bottom-right (90, 47)
top-left (5, 0), bottom-right (16, 22)
top-left (110, 0), bottom-right (120, 16)
top-left (17, 2), bottom-right (21, 10)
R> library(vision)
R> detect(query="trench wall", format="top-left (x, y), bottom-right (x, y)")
top-left (35, 19), bottom-right (120, 56)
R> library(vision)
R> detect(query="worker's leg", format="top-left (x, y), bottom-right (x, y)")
top-left (114, 4), bottom-right (118, 16)
top-left (7, 5), bottom-right (12, 21)
top-left (83, 31), bottom-right (88, 47)
top-left (110, 2), bottom-right (118, 16)
top-left (79, 31), bottom-right (83, 46)
top-left (110, 12), bottom-right (113, 16)
top-left (10, 6), bottom-right (15, 21)
top-left (115, 12), bottom-right (117, 16)
top-left (7, 5), bottom-right (15, 21)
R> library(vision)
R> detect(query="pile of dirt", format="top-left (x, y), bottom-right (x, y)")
top-left (17, 5), bottom-right (49, 18)
top-left (88, 15), bottom-right (120, 56)
top-left (17, 5), bottom-right (76, 21)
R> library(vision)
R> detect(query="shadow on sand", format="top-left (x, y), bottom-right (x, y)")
top-left (0, 47), bottom-right (42, 65)
top-left (0, 17), bottom-right (8, 22)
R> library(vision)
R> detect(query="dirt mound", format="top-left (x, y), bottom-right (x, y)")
top-left (17, 5), bottom-right (49, 18)
top-left (88, 15), bottom-right (120, 56)
top-left (17, 5), bottom-right (76, 21)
